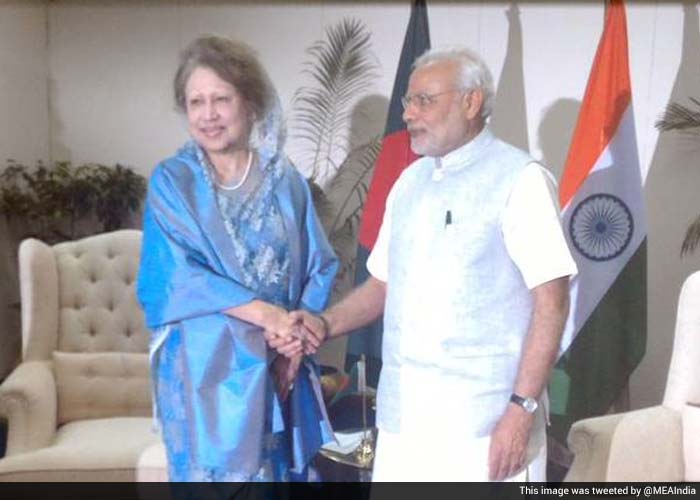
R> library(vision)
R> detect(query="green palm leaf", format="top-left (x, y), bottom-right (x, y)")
top-left (656, 98), bottom-right (700, 256)
top-left (655, 97), bottom-right (700, 132)
top-left (293, 18), bottom-right (378, 183)
top-left (681, 215), bottom-right (700, 257)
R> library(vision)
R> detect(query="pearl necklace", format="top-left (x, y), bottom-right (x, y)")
top-left (216, 150), bottom-right (253, 191)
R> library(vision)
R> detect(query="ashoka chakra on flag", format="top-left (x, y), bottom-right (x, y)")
top-left (569, 193), bottom-right (634, 262)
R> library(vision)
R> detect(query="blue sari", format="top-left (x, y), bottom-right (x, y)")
top-left (137, 141), bottom-right (338, 481)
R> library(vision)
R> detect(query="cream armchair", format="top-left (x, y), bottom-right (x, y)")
top-left (0, 230), bottom-right (162, 481)
top-left (565, 270), bottom-right (700, 482)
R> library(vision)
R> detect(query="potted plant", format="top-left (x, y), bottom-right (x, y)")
top-left (0, 159), bottom-right (146, 243)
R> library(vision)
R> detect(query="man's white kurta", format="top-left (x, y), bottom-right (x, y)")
top-left (367, 128), bottom-right (577, 481)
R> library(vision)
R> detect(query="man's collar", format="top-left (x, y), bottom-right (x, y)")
top-left (433, 127), bottom-right (494, 175)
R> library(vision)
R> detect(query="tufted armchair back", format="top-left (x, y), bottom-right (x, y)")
top-left (18, 230), bottom-right (151, 425)
top-left (21, 230), bottom-right (148, 360)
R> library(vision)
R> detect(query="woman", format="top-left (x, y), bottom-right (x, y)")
top-left (137, 36), bottom-right (338, 482)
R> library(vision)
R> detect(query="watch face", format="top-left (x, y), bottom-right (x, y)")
top-left (510, 394), bottom-right (538, 413)
top-left (523, 398), bottom-right (538, 413)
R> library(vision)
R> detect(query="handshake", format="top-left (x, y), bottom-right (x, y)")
top-left (263, 309), bottom-right (329, 359)
top-left (263, 309), bottom-right (329, 401)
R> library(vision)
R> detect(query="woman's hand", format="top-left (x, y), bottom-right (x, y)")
top-left (263, 307), bottom-right (307, 358)
top-left (271, 354), bottom-right (302, 402)
top-left (225, 300), bottom-right (305, 357)
top-left (263, 305), bottom-right (298, 338)
top-left (224, 300), bottom-right (324, 358)
top-left (264, 324), bottom-right (305, 358)
top-left (288, 310), bottom-right (328, 353)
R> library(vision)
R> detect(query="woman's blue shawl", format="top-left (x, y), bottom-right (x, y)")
top-left (137, 144), bottom-right (338, 479)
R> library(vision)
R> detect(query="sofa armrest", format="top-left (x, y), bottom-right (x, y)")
top-left (0, 361), bottom-right (57, 455)
top-left (565, 412), bottom-right (625, 481)
top-left (607, 405), bottom-right (683, 481)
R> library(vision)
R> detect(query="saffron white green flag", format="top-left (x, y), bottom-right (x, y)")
top-left (549, 0), bottom-right (647, 441)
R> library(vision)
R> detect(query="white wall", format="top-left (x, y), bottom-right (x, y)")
top-left (44, 1), bottom-right (687, 178)
top-left (2, 0), bottom-right (700, 410)
top-left (0, 0), bottom-right (48, 165)
top-left (0, 0), bottom-right (49, 378)
top-left (48, 0), bottom-right (182, 169)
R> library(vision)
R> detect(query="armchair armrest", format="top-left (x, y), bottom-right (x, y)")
top-left (565, 406), bottom-right (683, 482)
top-left (683, 403), bottom-right (700, 481)
top-left (565, 412), bottom-right (625, 481)
top-left (607, 405), bottom-right (683, 481)
top-left (0, 361), bottom-right (57, 456)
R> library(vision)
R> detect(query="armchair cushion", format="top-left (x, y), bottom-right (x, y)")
top-left (136, 442), bottom-right (168, 482)
top-left (0, 417), bottom-right (160, 481)
top-left (53, 352), bottom-right (151, 424)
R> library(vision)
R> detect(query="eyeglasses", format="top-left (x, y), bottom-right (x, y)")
top-left (401, 89), bottom-right (464, 111)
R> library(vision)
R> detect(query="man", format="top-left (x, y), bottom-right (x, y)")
top-left (277, 47), bottom-right (577, 481)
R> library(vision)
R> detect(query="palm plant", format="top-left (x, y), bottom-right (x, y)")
top-left (293, 18), bottom-right (379, 186)
top-left (656, 98), bottom-right (700, 256)
top-left (293, 18), bottom-right (382, 291)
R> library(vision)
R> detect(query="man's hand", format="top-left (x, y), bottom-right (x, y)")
top-left (288, 310), bottom-right (328, 354)
top-left (487, 276), bottom-right (569, 480)
top-left (265, 309), bottom-right (328, 357)
top-left (488, 404), bottom-right (534, 481)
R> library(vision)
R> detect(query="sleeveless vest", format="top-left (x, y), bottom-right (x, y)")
top-left (377, 129), bottom-right (545, 447)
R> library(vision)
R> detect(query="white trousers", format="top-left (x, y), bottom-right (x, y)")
top-left (371, 428), bottom-right (547, 482)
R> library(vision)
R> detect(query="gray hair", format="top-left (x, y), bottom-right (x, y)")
top-left (173, 35), bottom-right (271, 120)
top-left (413, 47), bottom-right (495, 119)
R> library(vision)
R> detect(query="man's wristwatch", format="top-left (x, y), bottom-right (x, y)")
top-left (510, 393), bottom-right (538, 413)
